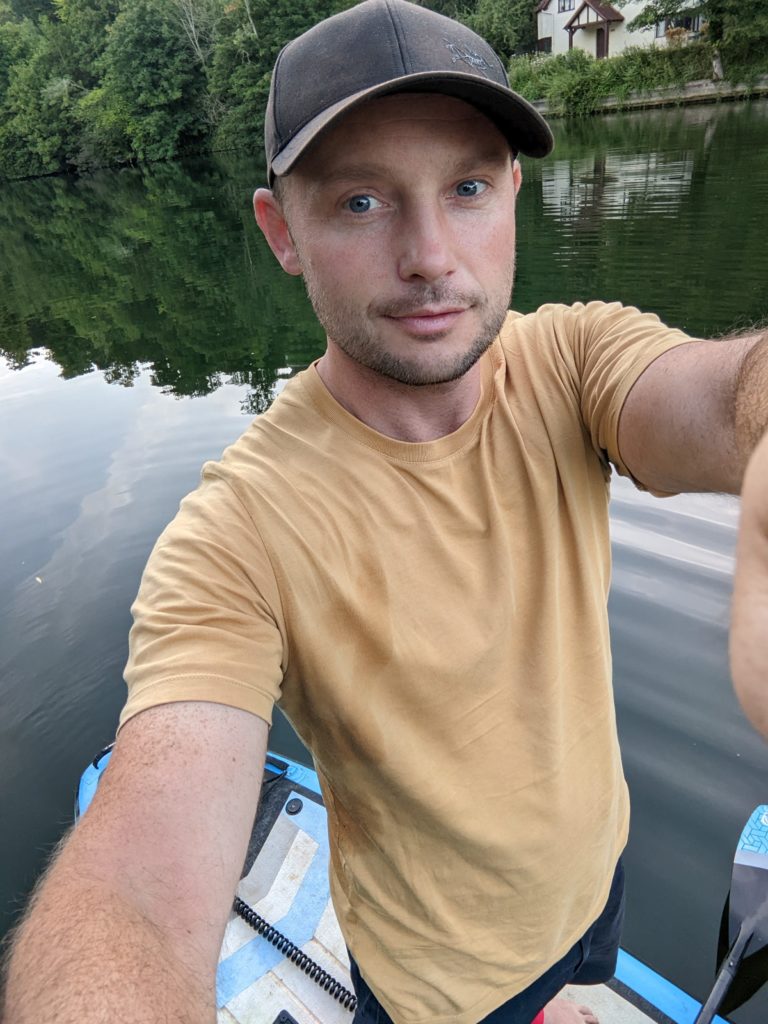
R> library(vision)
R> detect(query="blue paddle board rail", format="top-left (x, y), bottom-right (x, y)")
top-left (75, 747), bottom-right (317, 818)
top-left (616, 950), bottom-right (729, 1024)
top-left (75, 746), bottom-right (113, 819)
top-left (276, 754), bottom-right (322, 798)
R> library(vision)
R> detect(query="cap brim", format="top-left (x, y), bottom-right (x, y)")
top-left (270, 71), bottom-right (553, 178)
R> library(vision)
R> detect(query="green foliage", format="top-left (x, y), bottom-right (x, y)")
top-left (93, 0), bottom-right (206, 162)
top-left (462, 0), bottom-right (536, 56)
top-left (0, 0), bottom-right (209, 177)
top-left (622, 0), bottom-right (717, 39)
top-left (51, 0), bottom-right (118, 87)
top-left (0, 0), bottom-right (362, 176)
top-left (619, 0), bottom-right (768, 57)
top-left (73, 83), bottom-right (132, 168)
top-left (0, 0), bottom-right (766, 177)
top-left (209, 0), bottom-right (355, 156)
top-left (421, 0), bottom-right (469, 20)
top-left (207, 0), bottom-right (276, 156)
top-left (509, 48), bottom-right (595, 115)
top-left (0, 19), bottom-right (80, 177)
top-left (0, 16), bottom-right (36, 99)
top-left (9, 0), bottom-right (53, 22)
top-left (507, 36), bottom-right (768, 117)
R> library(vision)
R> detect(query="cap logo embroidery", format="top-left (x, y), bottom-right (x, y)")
top-left (444, 39), bottom-right (492, 77)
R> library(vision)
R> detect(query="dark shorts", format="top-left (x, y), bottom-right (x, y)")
top-left (349, 858), bottom-right (625, 1024)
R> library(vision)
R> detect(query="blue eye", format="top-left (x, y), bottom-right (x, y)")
top-left (455, 179), bottom-right (486, 197)
top-left (345, 194), bottom-right (380, 213)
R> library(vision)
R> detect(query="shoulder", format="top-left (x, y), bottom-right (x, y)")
top-left (499, 301), bottom-right (695, 384)
top-left (501, 301), bottom-right (684, 340)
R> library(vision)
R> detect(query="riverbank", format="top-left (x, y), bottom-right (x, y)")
top-left (507, 41), bottom-right (768, 119)
top-left (531, 74), bottom-right (768, 118)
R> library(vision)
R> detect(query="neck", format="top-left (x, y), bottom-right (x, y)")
top-left (315, 344), bottom-right (484, 443)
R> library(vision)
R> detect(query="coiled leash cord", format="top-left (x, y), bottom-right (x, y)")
top-left (233, 895), bottom-right (358, 1012)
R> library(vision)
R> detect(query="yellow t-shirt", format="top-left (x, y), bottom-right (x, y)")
top-left (120, 302), bottom-right (694, 1024)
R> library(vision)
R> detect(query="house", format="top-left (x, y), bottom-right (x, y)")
top-left (535, 0), bottom-right (703, 59)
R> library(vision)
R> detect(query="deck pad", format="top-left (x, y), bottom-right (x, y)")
top-left (217, 773), bottom-right (354, 1024)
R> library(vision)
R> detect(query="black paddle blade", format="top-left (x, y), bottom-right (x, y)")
top-left (713, 807), bottom-right (768, 1015)
top-left (716, 892), bottom-right (768, 1014)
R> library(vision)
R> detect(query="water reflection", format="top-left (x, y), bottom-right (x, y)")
top-left (0, 157), bottom-right (326, 409)
top-left (543, 151), bottom-right (695, 223)
top-left (3, 102), bottom-right (768, 406)
top-left (515, 101), bottom-right (768, 338)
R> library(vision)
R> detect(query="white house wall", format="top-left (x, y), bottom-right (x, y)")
top-left (538, 1), bottom-right (663, 57)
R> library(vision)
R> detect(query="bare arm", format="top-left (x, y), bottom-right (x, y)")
top-left (616, 330), bottom-right (768, 733)
top-left (731, 433), bottom-right (768, 737)
top-left (2, 701), bottom-right (268, 1024)
top-left (618, 331), bottom-right (768, 495)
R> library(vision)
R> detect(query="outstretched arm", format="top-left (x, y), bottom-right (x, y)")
top-left (617, 329), bottom-right (768, 735)
top-left (2, 701), bottom-right (268, 1024)
top-left (617, 331), bottom-right (768, 495)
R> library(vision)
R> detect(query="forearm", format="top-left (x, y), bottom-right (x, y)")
top-left (730, 431), bottom-right (768, 737)
top-left (2, 835), bottom-right (215, 1024)
top-left (734, 333), bottom-right (768, 480)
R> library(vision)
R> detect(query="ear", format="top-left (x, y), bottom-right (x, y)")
top-left (253, 187), bottom-right (302, 276)
top-left (512, 159), bottom-right (523, 196)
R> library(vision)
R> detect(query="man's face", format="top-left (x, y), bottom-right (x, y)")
top-left (258, 93), bottom-right (521, 387)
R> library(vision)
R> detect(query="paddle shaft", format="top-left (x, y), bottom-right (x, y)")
top-left (693, 923), bottom-right (753, 1024)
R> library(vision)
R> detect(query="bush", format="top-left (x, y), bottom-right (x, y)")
top-left (508, 48), bottom-right (611, 116)
top-left (508, 42), bottom-right (720, 116)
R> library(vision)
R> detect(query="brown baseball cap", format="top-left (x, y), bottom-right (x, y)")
top-left (265, 0), bottom-right (554, 183)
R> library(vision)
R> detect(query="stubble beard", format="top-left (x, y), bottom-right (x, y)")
top-left (303, 274), bottom-right (514, 387)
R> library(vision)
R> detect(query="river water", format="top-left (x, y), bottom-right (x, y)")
top-left (2, 101), bottom-right (768, 1021)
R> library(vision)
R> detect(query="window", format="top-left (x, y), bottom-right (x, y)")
top-left (558, 0), bottom-right (575, 11)
top-left (657, 14), bottom-right (702, 37)
top-left (669, 14), bottom-right (700, 30)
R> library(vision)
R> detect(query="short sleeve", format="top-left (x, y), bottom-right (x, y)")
top-left (118, 475), bottom-right (286, 732)
top-left (529, 301), bottom-right (698, 483)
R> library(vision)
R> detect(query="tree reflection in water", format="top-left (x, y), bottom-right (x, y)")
top-left (0, 154), bottom-right (326, 412)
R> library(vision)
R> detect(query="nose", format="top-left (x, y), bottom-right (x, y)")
top-left (396, 202), bottom-right (457, 284)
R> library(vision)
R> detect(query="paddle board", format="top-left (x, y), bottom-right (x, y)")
top-left (75, 746), bottom-right (730, 1024)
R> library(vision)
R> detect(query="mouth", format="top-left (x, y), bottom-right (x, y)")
top-left (384, 307), bottom-right (469, 337)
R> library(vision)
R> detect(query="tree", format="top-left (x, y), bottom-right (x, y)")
top-left (209, 0), bottom-right (354, 155)
top-left (462, 0), bottom-right (537, 56)
top-left (86, 0), bottom-right (207, 163)
top-left (619, 0), bottom-right (768, 79)
top-left (168, 0), bottom-right (222, 74)
top-left (9, 0), bottom-right (53, 22)
top-left (0, 18), bottom-right (79, 178)
top-left (50, 0), bottom-right (119, 87)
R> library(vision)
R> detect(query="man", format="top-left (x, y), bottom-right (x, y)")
top-left (3, 2), bottom-right (768, 1023)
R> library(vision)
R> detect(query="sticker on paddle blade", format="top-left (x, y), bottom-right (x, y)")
top-left (736, 806), bottom-right (768, 860)
top-left (732, 805), bottom-right (768, 950)
top-left (717, 805), bottom-right (768, 1014)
